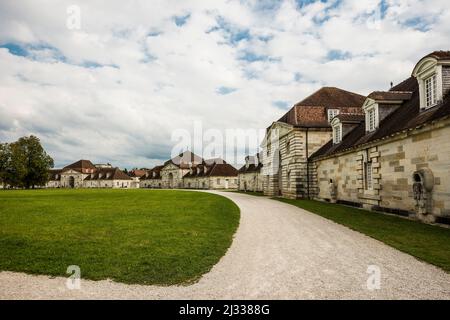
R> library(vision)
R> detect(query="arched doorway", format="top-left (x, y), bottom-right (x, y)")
top-left (168, 173), bottom-right (174, 189)
top-left (69, 176), bottom-right (75, 188)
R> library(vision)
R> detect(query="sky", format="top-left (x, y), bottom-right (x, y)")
top-left (0, 0), bottom-right (449, 169)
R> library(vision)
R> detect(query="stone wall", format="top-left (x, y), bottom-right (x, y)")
top-left (208, 176), bottom-right (238, 190)
top-left (141, 179), bottom-right (162, 188)
top-left (238, 172), bottom-right (263, 192)
top-left (277, 128), bottom-right (332, 199)
top-left (312, 119), bottom-right (450, 222)
top-left (160, 164), bottom-right (188, 189)
top-left (60, 171), bottom-right (84, 188)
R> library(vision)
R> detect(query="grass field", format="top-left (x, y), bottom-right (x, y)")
top-left (277, 198), bottom-right (450, 272)
top-left (0, 189), bottom-right (240, 285)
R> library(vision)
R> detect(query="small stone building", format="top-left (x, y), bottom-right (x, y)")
top-left (139, 166), bottom-right (163, 188)
top-left (183, 162), bottom-right (239, 190)
top-left (261, 87), bottom-right (366, 198)
top-left (47, 160), bottom-right (133, 189)
top-left (238, 154), bottom-right (263, 192)
top-left (310, 51), bottom-right (450, 224)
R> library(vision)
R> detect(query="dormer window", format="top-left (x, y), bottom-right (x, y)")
top-left (412, 52), bottom-right (450, 110)
top-left (362, 98), bottom-right (379, 133)
top-left (425, 74), bottom-right (437, 108)
top-left (327, 109), bottom-right (340, 123)
top-left (332, 123), bottom-right (342, 144)
top-left (367, 108), bottom-right (376, 132)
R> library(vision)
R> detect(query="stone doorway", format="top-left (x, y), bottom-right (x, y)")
top-left (69, 176), bottom-right (75, 188)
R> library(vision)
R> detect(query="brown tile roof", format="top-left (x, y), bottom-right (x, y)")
top-left (208, 163), bottom-right (238, 177)
top-left (278, 87), bottom-right (365, 127)
top-left (238, 163), bottom-right (262, 174)
top-left (63, 159), bottom-right (96, 173)
top-left (184, 163), bottom-right (238, 178)
top-left (183, 164), bottom-right (209, 178)
top-left (140, 165), bottom-right (163, 180)
top-left (204, 158), bottom-right (227, 165)
top-left (296, 87), bottom-right (366, 108)
top-left (128, 169), bottom-right (147, 178)
top-left (367, 91), bottom-right (413, 101)
top-left (311, 76), bottom-right (450, 159)
top-left (84, 168), bottom-right (132, 181)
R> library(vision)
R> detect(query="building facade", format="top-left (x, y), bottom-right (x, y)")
top-left (46, 160), bottom-right (133, 189)
top-left (309, 51), bottom-right (450, 224)
top-left (261, 87), bottom-right (366, 198)
top-left (238, 154), bottom-right (263, 192)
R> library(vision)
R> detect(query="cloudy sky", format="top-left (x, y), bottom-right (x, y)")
top-left (0, 0), bottom-right (449, 169)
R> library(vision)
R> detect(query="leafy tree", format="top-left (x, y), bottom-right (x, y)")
top-left (0, 143), bottom-right (9, 186)
top-left (0, 136), bottom-right (54, 189)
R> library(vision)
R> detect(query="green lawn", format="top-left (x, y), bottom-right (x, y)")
top-left (277, 198), bottom-right (450, 272)
top-left (0, 189), bottom-right (240, 285)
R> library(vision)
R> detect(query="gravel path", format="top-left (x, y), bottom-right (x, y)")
top-left (1, 191), bottom-right (449, 299)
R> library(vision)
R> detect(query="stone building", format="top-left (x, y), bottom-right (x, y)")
top-left (261, 87), bottom-right (366, 198)
top-left (46, 160), bottom-right (133, 189)
top-left (309, 51), bottom-right (450, 224)
top-left (238, 154), bottom-right (263, 192)
top-left (183, 162), bottom-right (239, 190)
top-left (140, 151), bottom-right (239, 190)
top-left (128, 169), bottom-right (148, 189)
top-left (160, 151), bottom-right (203, 189)
top-left (139, 166), bottom-right (163, 188)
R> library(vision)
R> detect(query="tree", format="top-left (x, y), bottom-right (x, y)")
top-left (0, 136), bottom-right (54, 189)
top-left (0, 143), bottom-right (9, 186)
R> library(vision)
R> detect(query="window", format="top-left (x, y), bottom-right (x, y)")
top-left (217, 178), bottom-right (221, 184)
top-left (286, 140), bottom-right (291, 154)
top-left (333, 124), bottom-right (342, 144)
top-left (367, 108), bottom-right (376, 132)
top-left (364, 161), bottom-right (373, 190)
top-left (327, 109), bottom-right (340, 123)
top-left (425, 74), bottom-right (437, 108)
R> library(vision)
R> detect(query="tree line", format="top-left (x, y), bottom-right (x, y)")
top-left (0, 135), bottom-right (54, 189)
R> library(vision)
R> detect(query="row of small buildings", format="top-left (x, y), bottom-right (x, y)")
top-left (46, 154), bottom-right (242, 191)
top-left (46, 51), bottom-right (450, 224)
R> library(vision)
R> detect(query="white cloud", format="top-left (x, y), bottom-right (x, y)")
top-left (0, 0), bottom-right (449, 168)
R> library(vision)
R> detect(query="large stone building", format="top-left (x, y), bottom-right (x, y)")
top-left (309, 51), bottom-right (450, 224)
top-left (139, 151), bottom-right (239, 190)
top-left (46, 160), bottom-right (133, 189)
top-left (261, 87), bottom-right (366, 198)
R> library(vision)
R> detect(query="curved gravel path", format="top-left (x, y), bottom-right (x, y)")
top-left (1, 191), bottom-right (449, 299)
